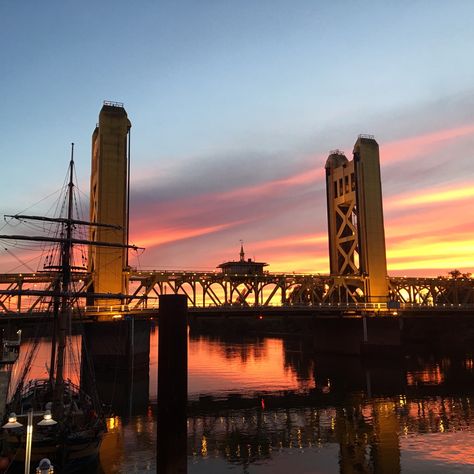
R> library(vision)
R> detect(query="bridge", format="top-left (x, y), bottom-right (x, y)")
top-left (1, 261), bottom-right (473, 317)
top-left (0, 102), bottom-right (472, 318)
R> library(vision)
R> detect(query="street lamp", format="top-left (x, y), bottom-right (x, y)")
top-left (2, 412), bottom-right (22, 429)
top-left (37, 410), bottom-right (57, 427)
top-left (2, 408), bottom-right (57, 474)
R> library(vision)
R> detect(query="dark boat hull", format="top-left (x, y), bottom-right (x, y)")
top-left (5, 432), bottom-right (102, 473)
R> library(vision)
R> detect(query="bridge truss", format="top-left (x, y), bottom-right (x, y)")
top-left (1, 271), bottom-right (473, 314)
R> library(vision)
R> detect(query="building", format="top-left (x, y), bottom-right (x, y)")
top-left (218, 244), bottom-right (268, 276)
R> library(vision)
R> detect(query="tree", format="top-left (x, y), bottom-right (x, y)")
top-left (448, 269), bottom-right (472, 279)
top-left (448, 269), bottom-right (462, 279)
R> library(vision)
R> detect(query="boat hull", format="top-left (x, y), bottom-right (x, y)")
top-left (4, 432), bottom-right (102, 473)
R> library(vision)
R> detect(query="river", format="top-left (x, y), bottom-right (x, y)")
top-left (98, 324), bottom-right (474, 473)
top-left (8, 323), bottom-right (474, 473)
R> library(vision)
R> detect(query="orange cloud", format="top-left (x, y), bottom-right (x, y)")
top-left (386, 182), bottom-right (474, 209)
top-left (387, 237), bottom-right (474, 271)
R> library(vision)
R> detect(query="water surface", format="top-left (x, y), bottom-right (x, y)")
top-left (12, 325), bottom-right (474, 473)
top-left (103, 326), bottom-right (474, 473)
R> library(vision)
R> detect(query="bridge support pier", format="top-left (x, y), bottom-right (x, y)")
top-left (81, 318), bottom-right (151, 414)
top-left (313, 317), bottom-right (401, 356)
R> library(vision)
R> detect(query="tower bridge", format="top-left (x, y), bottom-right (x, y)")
top-left (0, 271), bottom-right (473, 316)
top-left (0, 102), bottom-right (473, 317)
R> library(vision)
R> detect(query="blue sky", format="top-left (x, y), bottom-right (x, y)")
top-left (1, 1), bottom-right (474, 274)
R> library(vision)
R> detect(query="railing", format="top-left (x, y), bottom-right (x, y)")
top-left (80, 302), bottom-right (474, 314)
top-left (103, 100), bottom-right (124, 108)
top-left (329, 149), bottom-right (345, 156)
top-left (1, 301), bottom-right (474, 316)
top-left (19, 378), bottom-right (82, 403)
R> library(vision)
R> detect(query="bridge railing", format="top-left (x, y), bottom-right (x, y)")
top-left (78, 301), bottom-right (474, 314)
top-left (1, 301), bottom-right (473, 315)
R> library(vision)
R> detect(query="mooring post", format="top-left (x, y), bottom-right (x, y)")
top-left (157, 294), bottom-right (188, 474)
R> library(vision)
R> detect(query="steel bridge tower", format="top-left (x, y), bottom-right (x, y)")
top-left (88, 101), bottom-right (131, 304)
top-left (325, 135), bottom-right (388, 303)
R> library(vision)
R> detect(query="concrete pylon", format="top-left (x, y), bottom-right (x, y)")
top-left (325, 135), bottom-right (388, 303)
top-left (88, 101), bottom-right (131, 305)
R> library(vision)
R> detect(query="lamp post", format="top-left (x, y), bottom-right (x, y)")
top-left (2, 409), bottom-right (57, 474)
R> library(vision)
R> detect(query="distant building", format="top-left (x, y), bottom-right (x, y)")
top-left (218, 244), bottom-right (268, 276)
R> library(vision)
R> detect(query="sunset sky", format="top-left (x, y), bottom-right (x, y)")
top-left (1, 1), bottom-right (473, 276)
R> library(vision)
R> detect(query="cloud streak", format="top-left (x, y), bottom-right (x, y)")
top-left (127, 121), bottom-right (473, 276)
top-left (1, 113), bottom-right (474, 277)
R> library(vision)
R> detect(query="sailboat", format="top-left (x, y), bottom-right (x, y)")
top-left (0, 144), bottom-right (138, 472)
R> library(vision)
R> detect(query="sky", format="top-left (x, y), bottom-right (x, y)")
top-left (0, 0), bottom-right (473, 277)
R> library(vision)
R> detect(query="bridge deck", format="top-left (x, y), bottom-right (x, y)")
top-left (0, 271), bottom-right (473, 315)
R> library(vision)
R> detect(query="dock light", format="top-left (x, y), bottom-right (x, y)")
top-left (2, 412), bottom-right (22, 429)
top-left (258, 315), bottom-right (263, 320)
top-left (37, 410), bottom-right (57, 427)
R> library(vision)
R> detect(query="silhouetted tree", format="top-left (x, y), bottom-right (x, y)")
top-left (448, 269), bottom-right (472, 279)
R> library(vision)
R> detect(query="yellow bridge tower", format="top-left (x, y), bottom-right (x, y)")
top-left (325, 135), bottom-right (388, 303)
top-left (88, 101), bottom-right (131, 304)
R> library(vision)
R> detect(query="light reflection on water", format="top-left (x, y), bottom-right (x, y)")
top-left (99, 326), bottom-right (474, 473)
top-left (9, 336), bottom-right (81, 400)
top-left (14, 327), bottom-right (474, 473)
top-left (150, 326), bottom-right (314, 401)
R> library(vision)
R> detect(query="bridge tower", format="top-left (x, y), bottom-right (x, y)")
top-left (325, 135), bottom-right (388, 303)
top-left (88, 101), bottom-right (131, 305)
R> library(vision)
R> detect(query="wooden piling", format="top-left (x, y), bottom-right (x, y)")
top-left (157, 295), bottom-right (188, 474)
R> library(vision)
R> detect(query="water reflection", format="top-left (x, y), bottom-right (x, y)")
top-left (9, 335), bottom-right (82, 400)
top-left (100, 393), bottom-right (474, 473)
top-left (13, 327), bottom-right (474, 472)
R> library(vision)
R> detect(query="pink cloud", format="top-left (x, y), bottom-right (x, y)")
top-left (381, 123), bottom-right (474, 164)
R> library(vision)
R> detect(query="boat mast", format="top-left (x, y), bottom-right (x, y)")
top-left (54, 143), bottom-right (75, 410)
